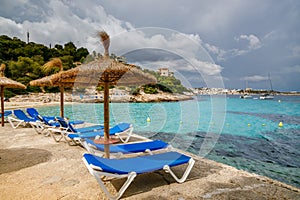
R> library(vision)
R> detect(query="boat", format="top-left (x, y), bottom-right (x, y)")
top-left (260, 73), bottom-right (274, 100)
top-left (240, 94), bottom-right (252, 99)
top-left (240, 80), bottom-right (253, 99)
top-left (259, 93), bottom-right (274, 100)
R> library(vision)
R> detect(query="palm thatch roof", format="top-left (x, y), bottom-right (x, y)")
top-left (0, 64), bottom-right (26, 89)
top-left (42, 58), bottom-right (63, 74)
top-left (0, 77), bottom-right (26, 89)
top-left (1, 63), bottom-right (26, 127)
top-left (30, 58), bottom-right (156, 88)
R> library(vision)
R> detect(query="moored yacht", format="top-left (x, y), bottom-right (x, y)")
top-left (240, 94), bottom-right (252, 99)
top-left (259, 93), bottom-right (274, 100)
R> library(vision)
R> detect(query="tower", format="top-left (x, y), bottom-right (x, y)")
top-left (27, 31), bottom-right (29, 43)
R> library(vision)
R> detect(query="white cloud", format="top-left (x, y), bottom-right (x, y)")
top-left (0, 17), bottom-right (24, 37)
top-left (133, 58), bottom-right (224, 88)
top-left (141, 59), bottom-right (222, 76)
top-left (0, 0), bottom-right (224, 85)
top-left (236, 34), bottom-right (262, 50)
top-left (204, 43), bottom-right (226, 61)
top-left (109, 30), bottom-right (205, 62)
top-left (0, 0), bottom-right (134, 51)
top-left (205, 34), bottom-right (263, 61)
top-left (241, 75), bottom-right (268, 82)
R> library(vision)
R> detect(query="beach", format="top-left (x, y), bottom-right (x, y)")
top-left (1, 101), bottom-right (299, 199)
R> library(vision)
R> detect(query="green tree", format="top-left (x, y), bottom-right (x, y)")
top-left (63, 42), bottom-right (76, 56)
top-left (143, 85), bottom-right (158, 94)
top-left (55, 44), bottom-right (63, 50)
top-left (0, 35), bottom-right (92, 94)
top-left (8, 57), bottom-right (41, 85)
top-left (61, 55), bottom-right (75, 70)
top-left (74, 47), bottom-right (89, 62)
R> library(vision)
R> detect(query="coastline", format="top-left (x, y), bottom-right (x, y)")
top-left (7, 92), bottom-right (193, 104)
top-left (6, 91), bottom-right (300, 108)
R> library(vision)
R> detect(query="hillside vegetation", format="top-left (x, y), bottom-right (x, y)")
top-left (0, 35), bottom-right (188, 98)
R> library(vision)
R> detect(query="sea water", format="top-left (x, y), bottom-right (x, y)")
top-left (38, 95), bottom-right (300, 188)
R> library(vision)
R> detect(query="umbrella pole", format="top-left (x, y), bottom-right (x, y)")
top-left (104, 81), bottom-right (110, 158)
top-left (60, 87), bottom-right (64, 118)
top-left (1, 86), bottom-right (4, 127)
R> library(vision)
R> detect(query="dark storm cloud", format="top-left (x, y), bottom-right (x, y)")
top-left (0, 0), bottom-right (299, 90)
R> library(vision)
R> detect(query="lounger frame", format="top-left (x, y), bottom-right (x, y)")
top-left (7, 110), bottom-right (37, 129)
top-left (48, 123), bottom-right (133, 146)
top-left (7, 116), bottom-right (26, 128)
top-left (82, 153), bottom-right (195, 200)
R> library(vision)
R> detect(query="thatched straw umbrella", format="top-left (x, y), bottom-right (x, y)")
top-left (0, 64), bottom-right (26, 126)
top-left (30, 31), bottom-right (156, 157)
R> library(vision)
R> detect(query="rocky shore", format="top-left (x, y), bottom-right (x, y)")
top-left (8, 92), bottom-right (193, 104)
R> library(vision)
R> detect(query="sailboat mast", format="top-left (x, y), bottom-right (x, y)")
top-left (268, 73), bottom-right (273, 91)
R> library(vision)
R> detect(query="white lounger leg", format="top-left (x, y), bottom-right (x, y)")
top-left (93, 171), bottom-right (136, 200)
top-left (82, 157), bottom-right (137, 200)
top-left (7, 116), bottom-right (24, 128)
top-left (163, 158), bottom-right (195, 183)
top-left (48, 128), bottom-right (65, 142)
top-left (29, 121), bottom-right (46, 134)
top-left (117, 126), bottom-right (133, 143)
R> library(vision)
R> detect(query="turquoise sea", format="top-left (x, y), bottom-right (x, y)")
top-left (38, 95), bottom-right (300, 188)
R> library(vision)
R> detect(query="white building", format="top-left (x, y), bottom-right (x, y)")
top-left (158, 68), bottom-right (174, 77)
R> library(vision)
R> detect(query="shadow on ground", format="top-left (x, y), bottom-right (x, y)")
top-left (0, 148), bottom-right (52, 174)
top-left (110, 158), bottom-right (222, 198)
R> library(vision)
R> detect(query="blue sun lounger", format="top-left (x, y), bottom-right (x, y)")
top-left (83, 151), bottom-right (195, 200)
top-left (0, 110), bottom-right (12, 122)
top-left (0, 110), bottom-right (12, 117)
top-left (8, 109), bottom-right (37, 128)
top-left (83, 139), bottom-right (172, 157)
top-left (67, 123), bottom-right (133, 144)
top-left (55, 117), bottom-right (104, 134)
top-left (26, 108), bottom-right (84, 125)
top-left (28, 115), bottom-right (61, 135)
top-left (49, 121), bottom-right (132, 145)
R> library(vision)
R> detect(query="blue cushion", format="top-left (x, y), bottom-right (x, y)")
top-left (85, 139), bottom-right (168, 154)
top-left (0, 110), bottom-right (12, 117)
top-left (14, 109), bottom-right (36, 122)
top-left (83, 151), bottom-right (191, 174)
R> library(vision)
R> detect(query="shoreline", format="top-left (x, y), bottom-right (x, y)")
top-left (7, 92), bottom-right (194, 104)
top-left (5, 92), bottom-right (300, 108)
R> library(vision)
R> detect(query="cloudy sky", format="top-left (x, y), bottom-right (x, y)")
top-left (0, 0), bottom-right (299, 91)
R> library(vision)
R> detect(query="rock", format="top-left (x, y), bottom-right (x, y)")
top-left (8, 92), bottom-right (194, 103)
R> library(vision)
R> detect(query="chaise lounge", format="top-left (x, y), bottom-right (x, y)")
top-left (0, 110), bottom-right (12, 122)
top-left (8, 109), bottom-right (37, 128)
top-left (29, 115), bottom-right (61, 135)
top-left (49, 121), bottom-right (132, 145)
top-left (82, 151), bottom-right (195, 200)
top-left (55, 117), bottom-right (104, 134)
top-left (26, 108), bottom-right (84, 125)
top-left (67, 122), bottom-right (133, 144)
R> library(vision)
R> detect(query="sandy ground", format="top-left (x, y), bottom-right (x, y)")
top-left (0, 102), bottom-right (299, 200)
